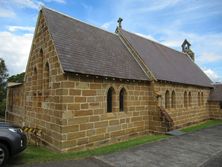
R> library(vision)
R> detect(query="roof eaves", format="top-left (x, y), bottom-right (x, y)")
top-left (158, 79), bottom-right (213, 88)
top-left (64, 71), bottom-right (149, 82)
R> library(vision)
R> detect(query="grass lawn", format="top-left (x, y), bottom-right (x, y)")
top-left (12, 119), bottom-right (222, 165)
top-left (181, 119), bottom-right (222, 133)
top-left (15, 134), bottom-right (167, 164)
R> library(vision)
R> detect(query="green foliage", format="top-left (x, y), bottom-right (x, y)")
top-left (8, 72), bottom-right (25, 83)
top-left (10, 120), bottom-right (222, 165)
top-left (181, 120), bottom-right (222, 133)
top-left (14, 134), bottom-right (168, 164)
top-left (0, 99), bottom-right (6, 116)
top-left (0, 58), bottom-right (8, 116)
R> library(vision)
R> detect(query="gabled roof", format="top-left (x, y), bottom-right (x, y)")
top-left (209, 84), bottom-right (222, 102)
top-left (42, 8), bottom-right (148, 81)
top-left (41, 7), bottom-right (212, 87)
top-left (119, 29), bottom-right (212, 87)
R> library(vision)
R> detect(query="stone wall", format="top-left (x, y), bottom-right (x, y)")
top-left (209, 101), bottom-right (222, 119)
top-left (7, 11), bottom-right (65, 151)
top-left (60, 75), bottom-right (151, 152)
top-left (149, 82), bottom-right (211, 133)
top-left (6, 11), bottom-right (152, 152)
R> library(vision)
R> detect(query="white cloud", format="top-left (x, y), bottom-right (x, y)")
top-left (43, 0), bottom-right (65, 3)
top-left (0, 8), bottom-right (16, 18)
top-left (1, 0), bottom-right (66, 12)
top-left (145, 0), bottom-right (181, 11)
top-left (0, 31), bottom-right (33, 75)
top-left (10, 0), bottom-right (43, 10)
top-left (161, 39), bottom-right (181, 48)
top-left (118, 0), bottom-right (182, 16)
top-left (203, 68), bottom-right (222, 82)
top-left (199, 52), bottom-right (222, 63)
top-left (8, 26), bottom-right (35, 33)
top-left (149, 27), bottom-right (222, 62)
top-left (100, 21), bottom-right (113, 30)
top-left (135, 32), bottom-right (158, 42)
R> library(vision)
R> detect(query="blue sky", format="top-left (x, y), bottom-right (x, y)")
top-left (0, 0), bottom-right (222, 82)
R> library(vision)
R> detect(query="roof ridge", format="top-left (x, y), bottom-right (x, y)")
top-left (41, 6), bottom-right (117, 36)
top-left (122, 29), bottom-right (187, 57)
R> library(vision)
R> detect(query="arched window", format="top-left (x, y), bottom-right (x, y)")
top-left (44, 62), bottom-right (50, 97)
top-left (188, 92), bottom-right (192, 107)
top-left (184, 91), bottom-right (188, 108)
top-left (201, 92), bottom-right (204, 106)
top-left (198, 92), bottom-right (200, 106)
top-left (220, 102), bottom-right (222, 109)
top-left (171, 91), bottom-right (176, 108)
top-left (32, 67), bottom-right (37, 91)
top-left (119, 88), bottom-right (126, 112)
top-left (165, 90), bottom-right (170, 109)
top-left (38, 49), bottom-right (43, 91)
top-left (40, 49), bottom-right (43, 58)
top-left (107, 87), bottom-right (114, 112)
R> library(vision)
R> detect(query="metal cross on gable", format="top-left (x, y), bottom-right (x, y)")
top-left (117, 17), bottom-right (123, 28)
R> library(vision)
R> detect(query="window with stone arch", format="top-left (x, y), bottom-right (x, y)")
top-left (220, 102), bottom-right (222, 109)
top-left (44, 62), bottom-right (50, 97)
top-left (171, 90), bottom-right (176, 108)
top-left (32, 67), bottom-right (37, 92)
top-left (119, 88), bottom-right (127, 112)
top-left (184, 91), bottom-right (188, 108)
top-left (201, 92), bottom-right (204, 106)
top-left (198, 92), bottom-right (200, 106)
top-left (107, 87), bottom-right (115, 113)
top-left (40, 48), bottom-right (43, 59)
top-left (38, 49), bottom-right (43, 91)
top-left (188, 92), bottom-right (192, 107)
top-left (165, 90), bottom-right (170, 109)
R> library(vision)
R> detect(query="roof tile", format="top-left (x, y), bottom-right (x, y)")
top-left (42, 8), bottom-right (148, 81)
top-left (120, 29), bottom-right (212, 87)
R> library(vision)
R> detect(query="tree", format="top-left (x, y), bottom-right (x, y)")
top-left (0, 58), bottom-right (9, 116)
top-left (8, 72), bottom-right (25, 83)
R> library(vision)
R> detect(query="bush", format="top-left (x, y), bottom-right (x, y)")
top-left (0, 99), bottom-right (6, 117)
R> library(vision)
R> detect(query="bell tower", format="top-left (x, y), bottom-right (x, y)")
top-left (181, 39), bottom-right (195, 61)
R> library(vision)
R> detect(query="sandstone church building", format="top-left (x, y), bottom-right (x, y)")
top-left (6, 8), bottom-right (222, 152)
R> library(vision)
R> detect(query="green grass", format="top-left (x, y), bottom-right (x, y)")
top-left (13, 120), bottom-right (222, 165)
top-left (16, 134), bottom-right (168, 164)
top-left (181, 120), bottom-right (222, 133)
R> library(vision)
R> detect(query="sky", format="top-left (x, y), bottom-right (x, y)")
top-left (0, 0), bottom-right (222, 82)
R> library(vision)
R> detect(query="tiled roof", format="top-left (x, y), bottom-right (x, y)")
top-left (120, 29), bottom-right (212, 87)
top-left (42, 8), bottom-right (148, 81)
top-left (209, 84), bottom-right (222, 101)
top-left (41, 7), bottom-right (213, 87)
